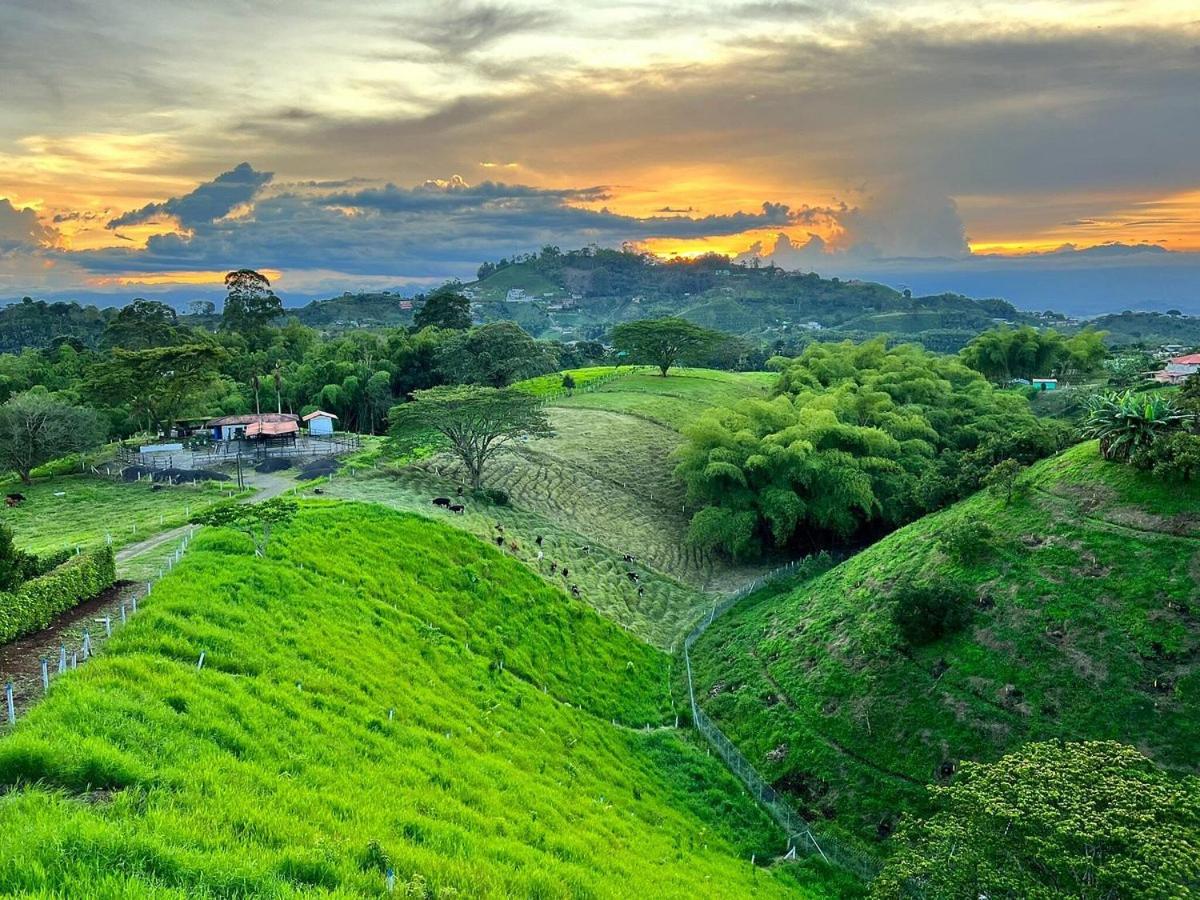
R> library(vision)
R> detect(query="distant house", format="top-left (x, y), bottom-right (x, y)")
top-left (505, 288), bottom-right (531, 303)
top-left (1153, 353), bottom-right (1200, 385)
top-left (302, 410), bottom-right (338, 436)
top-left (399, 300), bottom-right (413, 311)
top-left (206, 413), bottom-right (300, 442)
top-left (1032, 378), bottom-right (1058, 391)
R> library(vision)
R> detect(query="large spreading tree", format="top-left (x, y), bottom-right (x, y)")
top-left (221, 269), bottom-right (282, 338)
top-left (0, 390), bottom-right (105, 483)
top-left (414, 289), bottom-right (471, 331)
top-left (611, 317), bottom-right (723, 376)
top-left (90, 343), bottom-right (228, 435)
top-left (435, 321), bottom-right (558, 387)
top-left (872, 741), bottom-right (1200, 899)
top-left (388, 386), bottom-right (551, 489)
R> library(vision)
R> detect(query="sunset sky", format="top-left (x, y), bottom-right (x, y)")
top-left (1, 0), bottom-right (1198, 311)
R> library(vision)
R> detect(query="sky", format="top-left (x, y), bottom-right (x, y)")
top-left (0, 0), bottom-right (1198, 313)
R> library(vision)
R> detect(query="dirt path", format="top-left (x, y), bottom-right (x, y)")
top-left (114, 470), bottom-right (295, 566)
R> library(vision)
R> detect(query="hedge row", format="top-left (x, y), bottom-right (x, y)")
top-left (0, 546), bottom-right (116, 645)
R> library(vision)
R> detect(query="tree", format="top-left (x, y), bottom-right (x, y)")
top-left (436, 322), bottom-right (558, 387)
top-left (191, 498), bottom-right (297, 557)
top-left (891, 579), bottom-right (973, 647)
top-left (0, 391), bottom-right (105, 484)
top-left (1081, 391), bottom-right (1185, 462)
top-left (221, 269), bottom-right (281, 336)
top-left (983, 458), bottom-right (1026, 506)
top-left (414, 290), bottom-right (471, 331)
top-left (1133, 431), bottom-right (1200, 481)
top-left (610, 317), bottom-right (723, 376)
top-left (90, 344), bottom-right (227, 435)
top-left (561, 373), bottom-right (576, 395)
top-left (101, 299), bottom-right (180, 350)
top-left (388, 386), bottom-right (551, 489)
top-left (872, 741), bottom-right (1200, 900)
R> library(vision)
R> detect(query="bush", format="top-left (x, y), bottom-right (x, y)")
top-left (479, 487), bottom-right (510, 506)
top-left (891, 579), bottom-right (973, 647)
top-left (0, 546), bottom-right (116, 644)
top-left (1132, 431), bottom-right (1200, 482)
top-left (937, 519), bottom-right (996, 564)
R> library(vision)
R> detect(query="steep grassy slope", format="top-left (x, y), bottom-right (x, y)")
top-left (687, 441), bottom-right (1200, 848)
top-left (0, 504), bottom-right (825, 897)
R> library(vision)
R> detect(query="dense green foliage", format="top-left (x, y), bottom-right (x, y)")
top-left (676, 339), bottom-right (1066, 558)
top-left (0, 505), bottom-right (811, 897)
top-left (960, 324), bottom-right (1107, 384)
top-left (1082, 390), bottom-right (1186, 462)
top-left (0, 545), bottom-right (114, 643)
top-left (873, 741), bottom-right (1200, 899)
top-left (686, 442), bottom-right (1200, 849)
top-left (412, 288), bottom-right (471, 331)
top-left (0, 390), bottom-right (106, 484)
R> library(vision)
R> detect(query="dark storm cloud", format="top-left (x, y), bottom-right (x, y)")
top-left (106, 163), bottom-right (273, 230)
top-left (69, 170), bottom-right (797, 278)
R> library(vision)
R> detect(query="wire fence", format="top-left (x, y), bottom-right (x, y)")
top-left (683, 559), bottom-right (884, 882)
top-left (3, 528), bottom-right (196, 726)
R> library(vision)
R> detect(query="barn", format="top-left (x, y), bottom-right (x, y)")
top-left (206, 413), bottom-right (300, 442)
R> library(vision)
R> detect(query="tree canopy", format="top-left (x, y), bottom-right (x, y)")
top-left (221, 269), bottom-right (282, 339)
top-left (89, 343), bottom-right (228, 434)
top-left (100, 299), bottom-right (181, 350)
top-left (414, 289), bottom-right (471, 331)
top-left (872, 741), bottom-right (1200, 899)
top-left (675, 339), bottom-right (1064, 557)
top-left (0, 390), bottom-right (105, 483)
top-left (960, 325), bottom-right (1107, 384)
top-left (610, 317), bottom-right (724, 376)
top-left (435, 321), bottom-right (558, 387)
top-left (388, 385), bottom-right (552, 489)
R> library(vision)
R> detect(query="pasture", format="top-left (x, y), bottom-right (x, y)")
top-left (0, 504), bottom-right (836, 897)
top-left (686, 441), bottom-right (1200, 847)
top-left (0, 475), bottom-right (242, 558)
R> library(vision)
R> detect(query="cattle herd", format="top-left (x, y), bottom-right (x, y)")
top-left (430, 495), bottom-right (645, 603)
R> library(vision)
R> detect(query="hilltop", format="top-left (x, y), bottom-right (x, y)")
top-left (465, 249), bottom-right (1030, 350)
top-left (0, 503), bottom-right (841, 896)
top-left (685, 441), bottom-right (1200, 848)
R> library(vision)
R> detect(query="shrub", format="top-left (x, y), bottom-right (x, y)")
top-left (0, 546), bottom-right (116, 644)
top-left (937, 519), bottom-right (995, 565)
top-left (1132, 431), bottom-right (1200, 482)
top-left (479, 487), bottom-right (510, 506)
top-left (891, 579), bottom-right (972, 647)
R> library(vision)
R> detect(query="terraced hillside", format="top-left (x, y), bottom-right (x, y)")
top-left (322, 369), bottom-right (779, 648)
top-left (687, 441), bottom-right (1200, 848)
top-left (0, 504), bottom-right (831, 897)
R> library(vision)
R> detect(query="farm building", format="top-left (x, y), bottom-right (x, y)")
top-left (206, 413), bottom-right (300, 442)
top-left (1032, 378), bottom-right (1058, 391)
top-left (302, 410), bottom-right (338, 436)
top-left (1152, 353), bottom-right (1200, 385)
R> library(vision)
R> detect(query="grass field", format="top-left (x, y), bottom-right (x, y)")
top-left (324, 369), bottom-right (783, 650)
top-left (686, 441), bottom-right (1200, 849)
top-left (0, 475), bottom-right (243, 558)
top-left (513, 365), bottom-right (629, 398)
top-left (0, 504), bottom-right (847, 897)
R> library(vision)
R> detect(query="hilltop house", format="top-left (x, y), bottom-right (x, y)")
top-left (505, 288), bottom-right (531, 303)
top-left (1152, 353), bottom-right (1200, 385)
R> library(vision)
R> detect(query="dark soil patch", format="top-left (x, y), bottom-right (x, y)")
top-left (0, 580), bottom-right (141, 717)
top-left (254, 458), bottom-right (293, 474)
top-left (298, 458), bottom-right (341, 481)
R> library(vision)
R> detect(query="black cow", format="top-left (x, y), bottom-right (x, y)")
top-left (5, 492), bottom-right (26, 507)
top-left (622, 553), bottom-right (637, 563)
top-left (432, 497), bottom-right (452, 508)
top-left (448, 504), bottom-right (465, 515)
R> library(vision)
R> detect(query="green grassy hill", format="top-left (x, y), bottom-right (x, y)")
top-left (686, 441), bottom-right (1200, 849)
top-left (321, 370), bottom-right (781, 651)
top-left (0, 503), bottom-right (836, 897)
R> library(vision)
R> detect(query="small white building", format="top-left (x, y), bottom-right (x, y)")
top-left (505, 288), bottom-right (531, 303)
top-left (302, 410), bottom-right (338, 436)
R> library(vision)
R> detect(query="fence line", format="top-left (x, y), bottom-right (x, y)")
top-left (682, 560), bottom-right (883, 882)
top-left (3, 527), bottom-right (197, 726)
top-left (535, 366), bottom-right (643, 404)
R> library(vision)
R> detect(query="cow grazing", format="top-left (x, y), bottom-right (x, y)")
top-left (448, 504), bottom-right (465, 514)
top-left (549, 562), bottom-right (558, 575)
top-left (5, 493), bottom-right (26, 507)
top-left (535, 535), bottom-right (543, 546)
top-left (432, 497), bottom-right (452, 508)
top-left (626, 571), bottom-right (640, 583)
top-left (622, 553), bottom-right (637, 563)
top-left (561, 567), bottom-right (569, 579)
top-left (637, 586), bottom-right (645, 597)
top-left (495, 535), bottom-right (505, 547)
top-left (570, 585), bottom-right (581, 598)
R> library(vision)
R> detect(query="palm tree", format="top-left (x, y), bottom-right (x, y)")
top-left (1081, 391), bottom-right (1184, 462)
